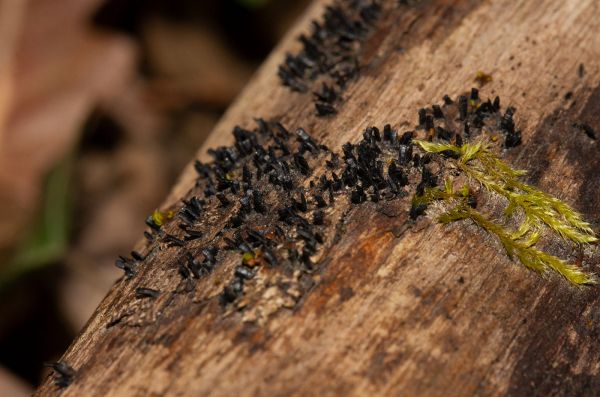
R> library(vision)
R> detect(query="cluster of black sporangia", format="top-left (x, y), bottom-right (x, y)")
top-left (278, 0), bottom-right (382, 116)
top-left (115, 120), bottom-right (419, 306)
top-left (115, 249), bottom-right (144, 278)
top-left (212, 121), bottom-right (436, 304)
top-left (425, 88), bottom-right (522, 149)
top-left (114, 90), bottom-right (520, 309)
top-left (573, 122), bottom-right (597, 140)
top-left (116, 89), bottom-right (520, 303)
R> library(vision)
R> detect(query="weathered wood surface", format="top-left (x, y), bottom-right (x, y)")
top-left (36, 0), bottom-right (600, 396)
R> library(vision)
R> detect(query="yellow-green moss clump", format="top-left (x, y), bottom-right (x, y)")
top-left (413, 139), bottom-right (597, 285)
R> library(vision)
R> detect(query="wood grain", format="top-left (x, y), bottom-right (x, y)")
top-left (35, 0), bottom-right (600, 396)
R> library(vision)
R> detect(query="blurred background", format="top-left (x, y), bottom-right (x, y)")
top-left (0, 0), bottom-right (308, 393)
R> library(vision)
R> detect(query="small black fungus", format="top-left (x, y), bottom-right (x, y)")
top-left (135, 287), bottom-right (160, 299)
top-left (351, 186), bottom-right (367, 204)
top-left (314, 194), bottom-right (327, 208)
top-left (418, 108), bottom-right (427, 126)
top-left (118, 90), bottom-right (525, 315)
top-left (115, 256), bottom-right (136, 278)
top-left (44, 361), bottom-right (76, 388)
top-left (234, 265), bottom-right (255, 280)
top-left (504, 130), bottom-right (522, 148)
top-left (432, 104), bottom-right (444, 118)
top-left (313, 210), bottom-right (325, 225)
top-left (424, 115), bottom-right (434, 131)
top-left (294, 153), bottom-right (311, 175)
top-left (164, 234), bottom-right (185, 247)
top-left (220, 279), bottom-right (244, 304)
top-left (184, 228), bottom-right (203, 241)
top-left (573, 122), bottom-right (596, 140)
top-left (410, 203), bottom-right (427, 219)
top-left (179, 262), bottom-right (192, 279)
top-left (216, 193), bottom-right (231, 207)
top-left (316, 102), bottom-right (337, 116)
top-left (131, 250), bottom-right (144, 261)
top-left (470, 87), bottom-right (479, 102)
top-left (467, 195), bottom-right (477, 208)
top-left (458, 95), bottom-right (468, 120)
top-left (492, 96), bottom-right (500, 111)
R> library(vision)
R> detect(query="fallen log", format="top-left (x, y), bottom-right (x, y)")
top-left (35, 1), bottom-right (600, 396)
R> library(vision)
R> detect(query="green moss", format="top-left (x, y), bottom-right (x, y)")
top-left (413, 139), bottom-right (597, 285)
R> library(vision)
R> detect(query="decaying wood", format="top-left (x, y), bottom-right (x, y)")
top-left (35, 0), bottom-right (600, 396)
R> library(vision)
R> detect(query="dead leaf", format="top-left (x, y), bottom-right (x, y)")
top-left (0, 0), bottom-right (137, 265)
top-left (0, 366), bottom-right (31, 397)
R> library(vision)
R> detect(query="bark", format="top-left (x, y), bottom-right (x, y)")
top-left (35, 0), bottom-right (600, 396)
